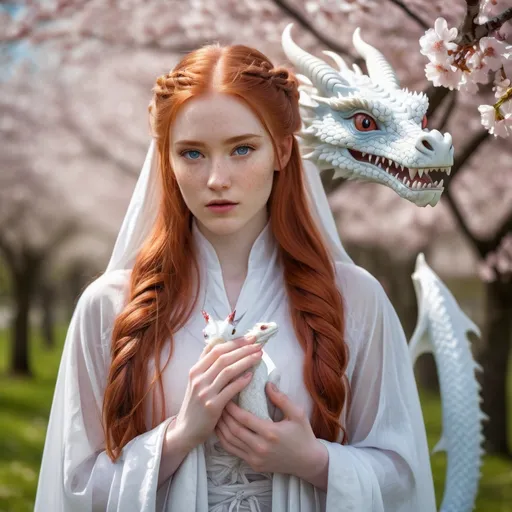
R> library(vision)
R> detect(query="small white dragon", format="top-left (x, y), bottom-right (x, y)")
top-left (201, 310), bottom-right (280, 420)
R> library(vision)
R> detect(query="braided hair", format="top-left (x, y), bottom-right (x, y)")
top-left (102, 43), bottom-right (349, 461)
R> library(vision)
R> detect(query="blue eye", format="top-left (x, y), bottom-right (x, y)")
top-left (182, 150), bottom-right (202, 160)
top-left (234, 145), bottom-right (253, 156)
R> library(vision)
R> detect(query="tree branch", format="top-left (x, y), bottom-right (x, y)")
top-left (437, 91), bottom-right (458, 131)
top-left (45, 221), bottom-right (78, 253)
top-left (450, 127), bottom-right (490, 181)
top-left (442, 129), bottom-right (491, 257)
top-left (426, 85), bottom-right (452, 118)
top-left (271, 0), bottom-right (356, 60)
top-left (61, 114), bottom-right (139, 178)
top-left (386, 0), bottom-right (429, 30)
top-left (489, 210), bottom-right (512, 254)
top-left (455, 0), bottom-right (482, 45)
top-left (475, 7), bottom-right (512, 39)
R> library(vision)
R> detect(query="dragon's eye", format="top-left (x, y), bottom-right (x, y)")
top-left (421, 115), bottom-right (428, 129)
top-left (260, 325), bottom-right (268, 330)
top-left (353, 113), bottom-right (378, 131)
top-left (203, 332), bottom-right (208, 338)
top-left (232, 328), bottom-right (236, 335)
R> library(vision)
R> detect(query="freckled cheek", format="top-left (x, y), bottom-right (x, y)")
top-left (238, 162), bottom-right (274, 193)
top-left (172, 167), bottom-right (203, 204)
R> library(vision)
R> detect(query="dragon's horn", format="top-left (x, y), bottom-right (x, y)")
top-left (281, 23), bottom-right (354, 98)
top-left (201, 310), bottom-right (210, 322)
top-left (227, 310), bottom-right (236, 323)
top-left (352, 27), bottom-right (400, 89)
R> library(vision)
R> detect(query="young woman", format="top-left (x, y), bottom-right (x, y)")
top-left (34, 41), bottom-right (436, 512)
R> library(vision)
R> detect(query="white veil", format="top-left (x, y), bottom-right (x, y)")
top-left (105, 139), bottom-right (353, 274)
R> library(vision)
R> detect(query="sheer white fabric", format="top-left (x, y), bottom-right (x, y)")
top-left (34, 216), bottom-right (436, 511)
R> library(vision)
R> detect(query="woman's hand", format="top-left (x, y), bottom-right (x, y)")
top-left (214, 382), bottom-right (329, 487)
top-left (173, 335), bottom-right (263, 451)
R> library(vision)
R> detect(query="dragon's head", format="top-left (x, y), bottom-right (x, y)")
top-left (201, 310), bottom-right (237, 344)
top-left (281, 24), bottom-right (454, 207)
top-left (244, 322), bottom-right (279, 347)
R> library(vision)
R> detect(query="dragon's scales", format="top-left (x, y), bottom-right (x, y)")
top-left (409, 254), bottom-right (485, 512)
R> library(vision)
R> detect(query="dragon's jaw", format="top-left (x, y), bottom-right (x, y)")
top-left (305, 144), bottom-right (453, 207)
top-left (346, 149), bottom-right (452, 207)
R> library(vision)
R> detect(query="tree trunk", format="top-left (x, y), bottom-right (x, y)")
top-left (11, 273), bottom-right (33, 376)
top-left (40, 280), bottom-right (56, 349)
top-left (476, 279), bottom-right (512, 457)
top-left (9, 254), bottom-right (41, 377)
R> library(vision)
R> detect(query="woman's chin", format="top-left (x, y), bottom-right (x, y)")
top-left (196, 216), bottom-right (245, 237)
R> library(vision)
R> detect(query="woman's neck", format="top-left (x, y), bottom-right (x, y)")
top-left (197, 211), bottom-right (268, 283)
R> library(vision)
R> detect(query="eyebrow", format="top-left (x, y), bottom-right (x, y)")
top-left (174, 134), bottom-right (263, 147)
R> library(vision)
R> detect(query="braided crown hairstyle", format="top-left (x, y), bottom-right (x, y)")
top-left (102, 43), bottom-right (349, 461)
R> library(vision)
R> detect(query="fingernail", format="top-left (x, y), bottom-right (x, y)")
top-left (271, 383), bottom-right (279, 392)
top-left (243, 334), bottom-right (255, 342)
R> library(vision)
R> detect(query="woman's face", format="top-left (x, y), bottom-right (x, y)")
top-left (169, 92), bottom-right (291, 239)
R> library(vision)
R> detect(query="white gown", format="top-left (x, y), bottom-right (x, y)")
top-left (34, 219), bottom-right (437, 512)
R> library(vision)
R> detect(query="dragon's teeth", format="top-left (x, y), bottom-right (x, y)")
top-left (386, 166), bottom-right (390, 173)
top-left (400, 164), bottom-right (404, 171)
top-left (447, 167), bottom-right (451, 176)
top-left (375, 156), bottom-right (380, 165)
top-left (418, 168), bottom-right (424, 178)
top-left (369, 155), bottom-right (373, 163)
top-left (439, 179), bottom-right (444, 187)
top-left (362, 152), bottom-right (366, 157)
top-left (408, 168), bottom-right (417, 180)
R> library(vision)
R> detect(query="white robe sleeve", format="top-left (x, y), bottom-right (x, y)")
top-left (316, 264), bottom-right (437, 512)
top-left (34, 270), bottom-right (175, 512)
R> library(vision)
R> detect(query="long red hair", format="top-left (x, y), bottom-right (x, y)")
top-left (102, 43), bottom-right (350, 461)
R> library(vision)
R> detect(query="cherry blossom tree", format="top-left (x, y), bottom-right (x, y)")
top-left (1, 0), bottom-right (511, 455)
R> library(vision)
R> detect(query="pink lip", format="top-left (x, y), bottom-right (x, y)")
top-left (206, 203), bottom-right (238, 213)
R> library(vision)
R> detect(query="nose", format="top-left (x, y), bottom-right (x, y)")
top-left (207, 161), bottom-right (231, 190)
top-left (415, 130), bottom-right (454, 163)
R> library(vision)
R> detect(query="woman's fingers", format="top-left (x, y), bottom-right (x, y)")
top-left (214, 370), bottom-right (255, 409)
top-left (202, 341), bottom-right (261, 380)
top-left (207, 348), bottom-right (263, 394)
top-left (216, 416), bottom-right (251, 453)
top-left (198, 335), bottom-right (255, 365)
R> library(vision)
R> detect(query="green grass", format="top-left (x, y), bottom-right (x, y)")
top-left (0, 327), bottom-right (511, 511)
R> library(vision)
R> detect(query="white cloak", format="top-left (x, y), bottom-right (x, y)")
top-left (34, 220), bottom-right (437, 511)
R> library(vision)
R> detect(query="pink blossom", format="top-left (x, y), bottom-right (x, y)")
top-left (478, 104), bottom-right (512, 137)
top-left (479, 37), bottom-right (509, 71)
top-left (480, 0), bottom-right (507, 20)
top-left (493, 114), bottom-right (512, 138)
top-left (419, 17), bottom-right (458, 64)
top-left (493, 76), bottom-right (511, 99)
top-left (425, 62), bottom-right (462, 89)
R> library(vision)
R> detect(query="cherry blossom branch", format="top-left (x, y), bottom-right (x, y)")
top-left (455, 0), bottom-right (483, 45)
top-left (386, 0), bottom-right (429, 30)
top-left (457, 5), bottom-right (512, 45)
top-left (477, 7), bottom-right (512, 39)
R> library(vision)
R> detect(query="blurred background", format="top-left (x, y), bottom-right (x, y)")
top-left (0, 0), bottom-right (511, 510)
